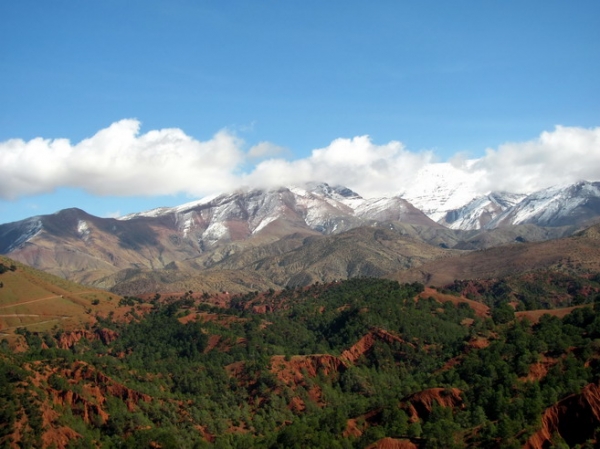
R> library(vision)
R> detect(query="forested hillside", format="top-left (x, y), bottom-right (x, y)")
top-left (1, 278), bottom-right (600, 448)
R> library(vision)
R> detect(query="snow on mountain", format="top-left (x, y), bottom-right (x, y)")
top-left (440, 192), bottom-right (527, 230)
top-left (398, 161), bottom-right (486, 223)
top-left (77, 220), bottom-right (91, 241)
top-left (116, 182), bottom-right (437, 248)
top-left (489, 181), bottom-right (600, 228)
top-left (0, 216), bottom-right (43, 253)
top-left (353, 196), bottom-right (442, 227)
top-left (3, 180), bottom-right (600, 259)
top-left (116, 179), bottom-right (600, 241)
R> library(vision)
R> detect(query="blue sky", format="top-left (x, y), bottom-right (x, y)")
top-left (1, 1), bottom-right (599, 224)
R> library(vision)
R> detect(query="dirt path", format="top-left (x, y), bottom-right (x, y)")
top-left (0, 295), bottom-right (62, 309)
top-left (0, 316), bottom-right (68, 333)
top-left (0, 291), bottom-right (95, 310)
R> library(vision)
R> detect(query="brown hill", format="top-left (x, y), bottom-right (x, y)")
top-left (515, 305), bottom-right (588, 324)
top-left (104, 225), bottom-right (459, 295)
top-left (418, 287), bottom-right (490, 317)
top-left (390, 224), bottom-right (600, 288)
top-left (0, 256), bottom-right (120, 339)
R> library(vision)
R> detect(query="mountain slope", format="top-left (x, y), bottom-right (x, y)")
top-left (1, 181), bottom-right (600, 295)
top-left (490, 180), bottom-right (600, 228)
top-left (391, 223), bottom-right (600, 287)
top-left (0, 255), bottom-right (120, 336)
top-left (0, 183), bottom-right (440, 288)
top-left (104, 225), bottom-right (458, 295)
top-left (439, 192), bottom-right (526, 230)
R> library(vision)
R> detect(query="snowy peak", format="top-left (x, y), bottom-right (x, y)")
top-left (117, 182), bottom-right (437, 249)
top-left (399, 162), bottom-right (485, 223)
top-left (303, 182), bottom-right (362, 202)
top-left (490, 181), bottom-right (600, 228)
top-left (440, 192), bottom-right (527, 230)
top-left (2, 181), bottom-right (600, 257)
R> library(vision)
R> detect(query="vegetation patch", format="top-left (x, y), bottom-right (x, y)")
top-left (1, 277), bottom-right (600, 448)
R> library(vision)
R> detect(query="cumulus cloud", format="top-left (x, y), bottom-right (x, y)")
top-left (243, 136), bottom-right (434, 197)
top-left (1, 120), bottom-right (599, 203)
top-left (242, 126), bottom-right (600, 198)
top-left (472, 125), bottom-right (600, 194)
top-left (0, 119), bottom-right (246, 200)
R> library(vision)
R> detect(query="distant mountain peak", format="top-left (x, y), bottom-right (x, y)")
top-left (303, 182), bottom-right (362, 199)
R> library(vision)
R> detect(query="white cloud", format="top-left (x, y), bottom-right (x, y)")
top-left (472, 125), bottom-right (600, 193)
top-left (0, 119), bottom-right (246, 200)
top-left (243, 136), bottom-right (435, 197)
top-left (1, 120), bottom-right (599, 204)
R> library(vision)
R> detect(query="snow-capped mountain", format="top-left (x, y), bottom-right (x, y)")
top-left (0, 182), bottom-right (440, 288)
top-left (2, 180), bottom-right (600, 260)
top-left (396, 160), bottom-right (600, 231)
top-left (489, 181), bottom-right (600, 228)
top-left (1, 180), bottom-right (600, 293)
top-left (0, 216), bottom-right (43, 253)
top-left (439, 192), bottom-right (527, 230)
top-left (434, 181), bottom-right (600, 230)
top-left (398, 161), bottom-right (485, 223)
top-left (120, 182), bottom-right (439, 250)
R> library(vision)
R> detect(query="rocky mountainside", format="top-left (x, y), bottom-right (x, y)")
top-left (120, 182), bottom-right (440, 243)
top-left (1, 181), bottom-right (599, 294)
top-left (0, 183), bottom-right (440, 289)
top-left (439, 191), bottom-right (527, 230)
top-left (105, 225), bottom-right (459, 295)
top-left (391, 223), bottom-right (600, 288)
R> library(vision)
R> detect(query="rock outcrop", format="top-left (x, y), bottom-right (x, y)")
top-left (56, 328), bottom-right (118, 349)
top-left (270, 354), bottom-right (347, 385)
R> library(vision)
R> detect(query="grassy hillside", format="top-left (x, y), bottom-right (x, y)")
top-left (0, 256), bottom-right (120, 337)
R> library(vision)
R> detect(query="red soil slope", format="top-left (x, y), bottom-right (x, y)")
top-left (341, 328), bottom-right (407, 363)
top-left (56, 328), bottom-right (118, 349)
top-left (524, 382), bottom-right (600, 448)
top-left (404, 387), bottom-right (463, 422)
top-left (419, 287), bottom-right (490, 318)
top-left (366, 437), bottom-right (418, 449)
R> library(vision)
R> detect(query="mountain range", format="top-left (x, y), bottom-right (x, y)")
top-left (1, 180), bottom-right (599, 294)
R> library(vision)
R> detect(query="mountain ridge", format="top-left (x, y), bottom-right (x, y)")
top-left (1, 180), bottom-right (600, 294)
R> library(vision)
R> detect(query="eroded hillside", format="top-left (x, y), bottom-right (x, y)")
top-left (2, 277), bottom-right (600, 448)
